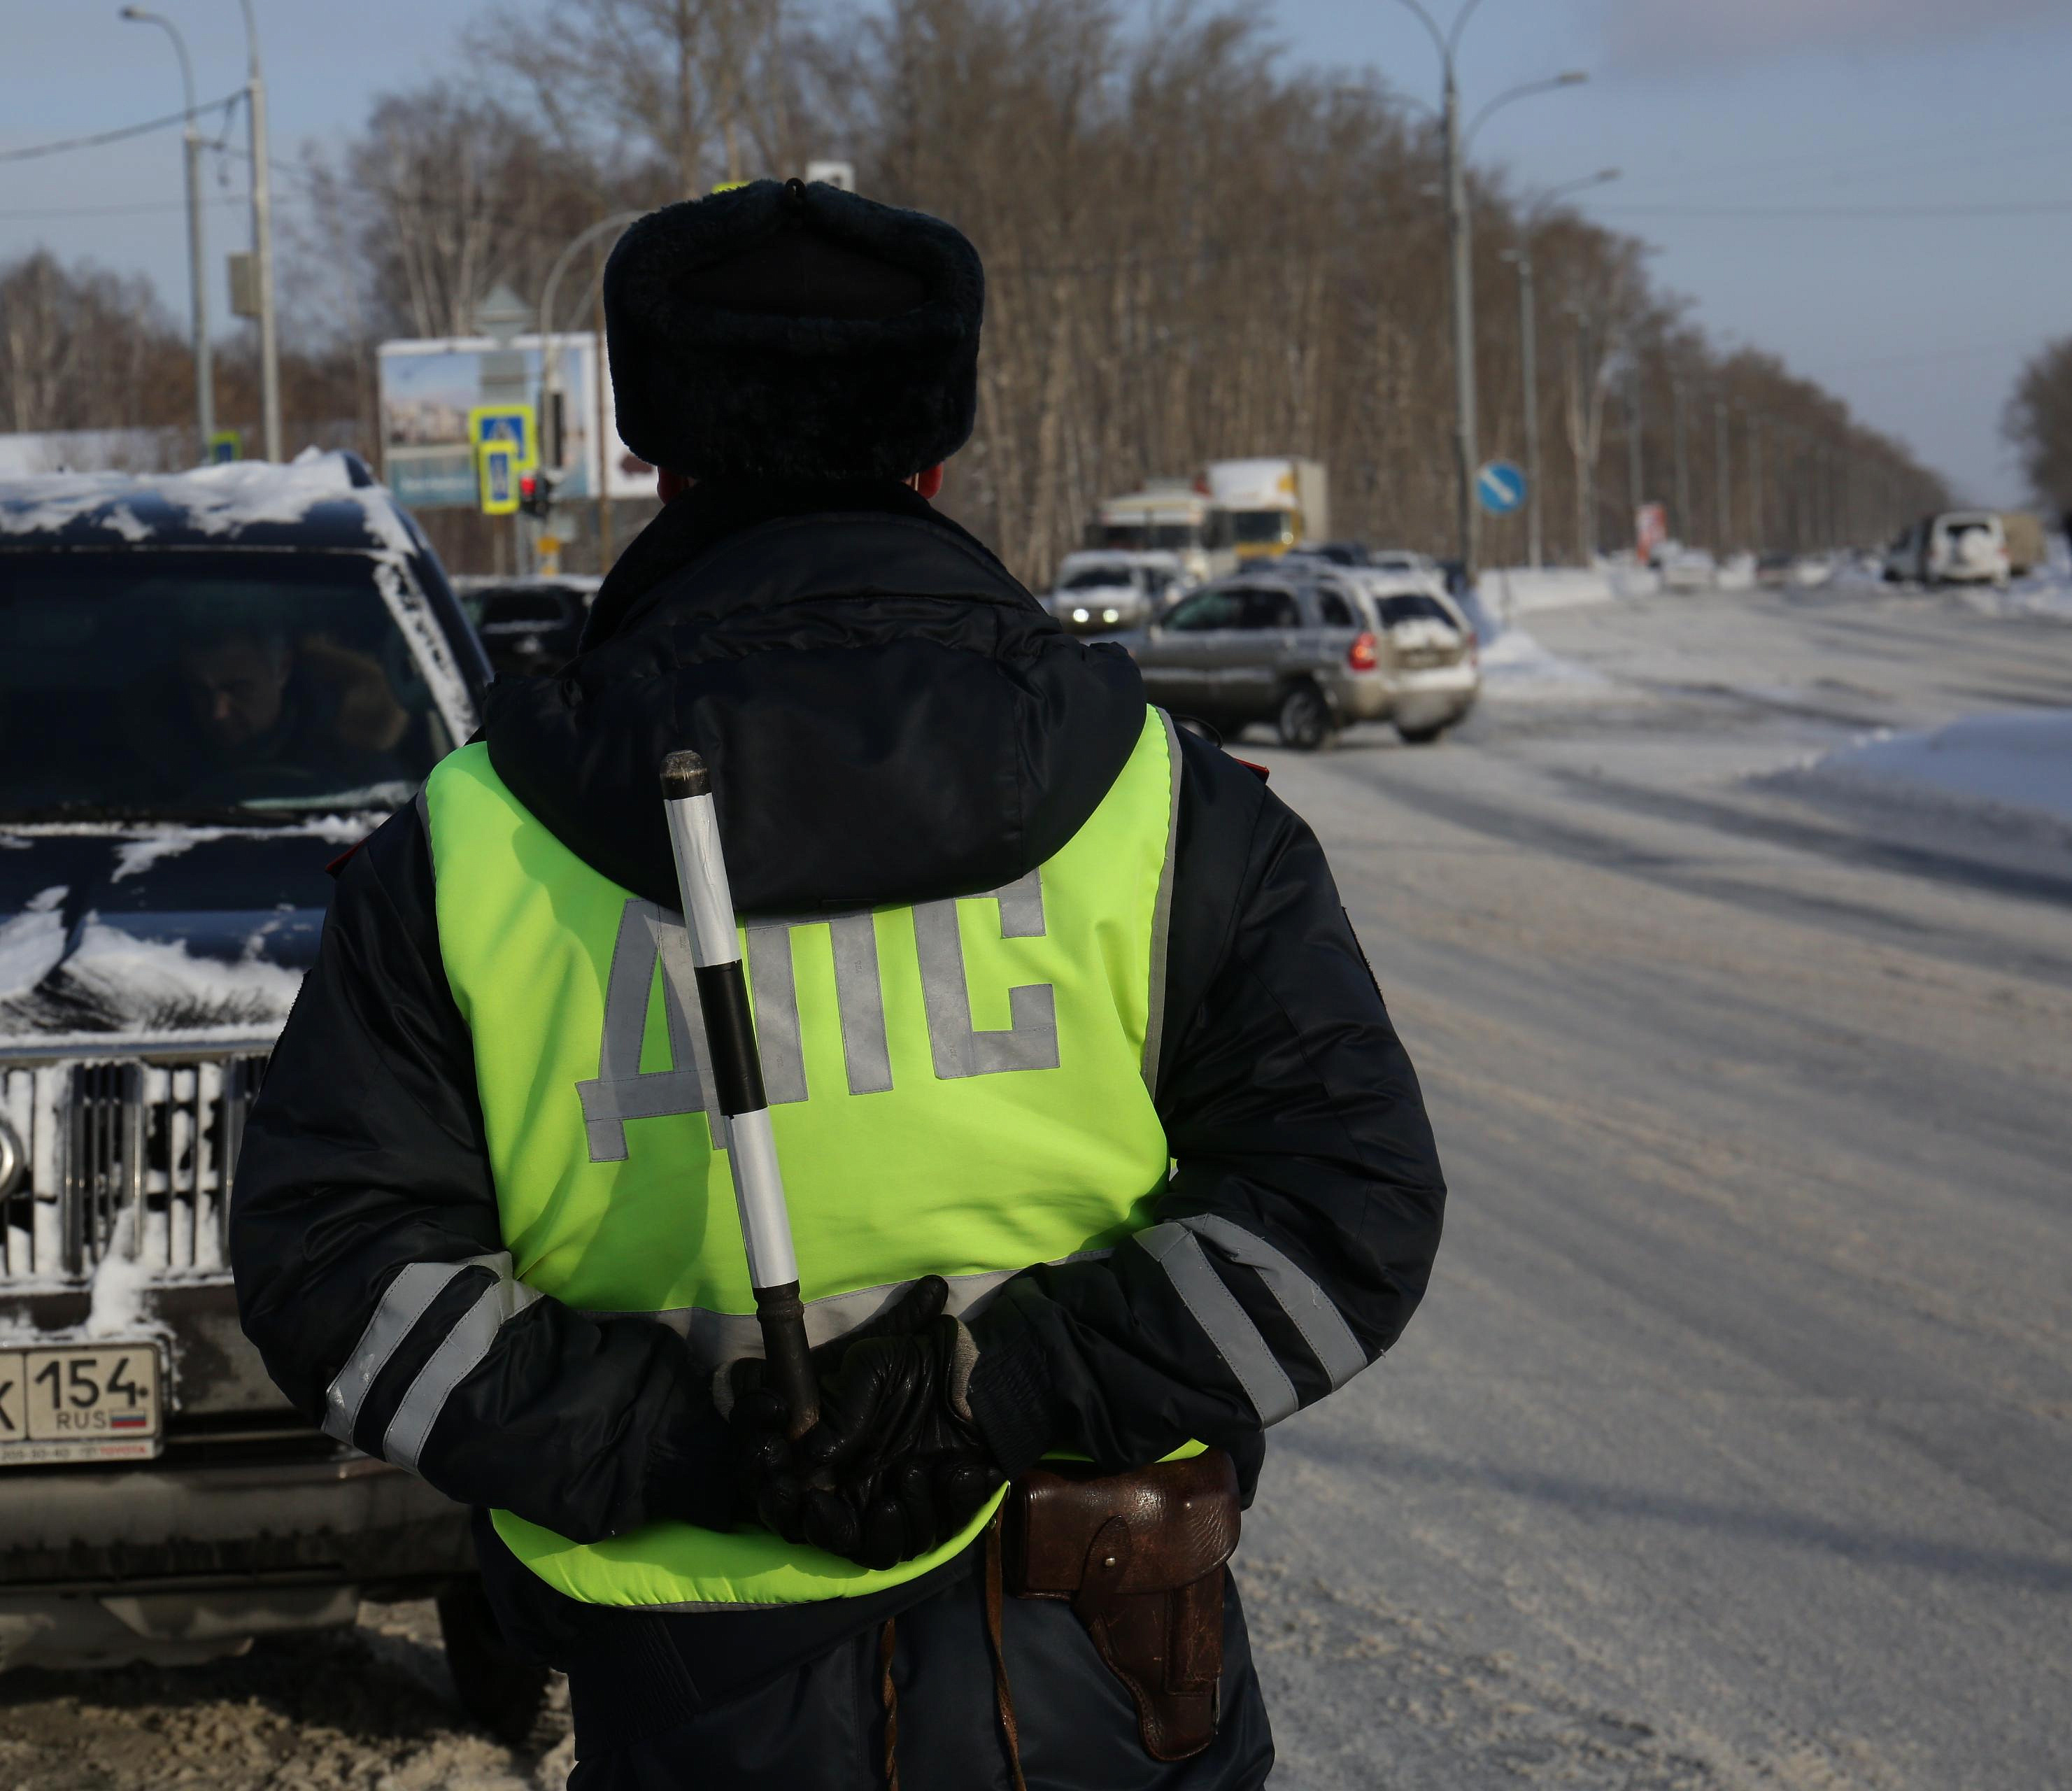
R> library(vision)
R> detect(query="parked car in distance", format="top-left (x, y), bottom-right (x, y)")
top-left (1357, 547), bottom-right (1452, 590)
top-left (1883, 511), bottom-right (2010, 586)
top-left (452, 574), bottom-right (597, 679)
top-left (1660, 548), bottom-right (1718, 592)
top-left (1924, 511), bottom-right (2010, 586)
top-left (1044, 550), bottom-right (1184, 635)
top-left (0, 454), bottom-right (541, 1732)
top-left (1115, 565), bottom-right (1478, 749)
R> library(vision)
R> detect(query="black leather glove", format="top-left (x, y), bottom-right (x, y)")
top-left (726, 1280), bottom-right (1006, 1570)
top-left (790, 1313), bottom-right (1006, 1568)
top-left (721, 1273), bottom-right (950, 1433)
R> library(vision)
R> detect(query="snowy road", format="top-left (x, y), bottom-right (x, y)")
top-left (2, 583), bottom-right (2067, 1789)
top-left (1241, 583), bottom-right (2072, 1790)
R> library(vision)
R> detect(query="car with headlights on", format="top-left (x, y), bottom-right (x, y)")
top-left (1044, 550), bottom-right (1185, 635)
top-left (0, 453), bottom-right (546, 1732)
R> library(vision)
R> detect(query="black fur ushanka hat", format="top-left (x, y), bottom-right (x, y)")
top-left (602, 178), bottom-right (984, 483)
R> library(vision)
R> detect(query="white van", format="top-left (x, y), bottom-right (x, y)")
top-left (1884, 512), bottom-right (2010, 587)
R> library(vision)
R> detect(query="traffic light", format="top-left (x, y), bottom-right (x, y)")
top-left (518, 469), bottom-right (558, 519)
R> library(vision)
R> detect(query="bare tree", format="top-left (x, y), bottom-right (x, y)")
top-left (2004, 336), bottom-right (2072, 509)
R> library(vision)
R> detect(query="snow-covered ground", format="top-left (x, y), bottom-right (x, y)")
top-left (1473, 563), bottom-right (1659, 621)
top-left (1473, 625), bottom-right (1613, 701)
top-left (1787, 709), bottom-right (2072, 834)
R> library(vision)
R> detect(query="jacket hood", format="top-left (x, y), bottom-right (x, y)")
top-left (483, 483), bottom-right (1148, 914)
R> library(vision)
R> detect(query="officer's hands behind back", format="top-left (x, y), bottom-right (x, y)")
top-left (725, 1275), bottom-right (1005, 1571)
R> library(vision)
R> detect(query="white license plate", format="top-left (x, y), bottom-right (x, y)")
top-left (0, 1343), bottom-right (164, 1464)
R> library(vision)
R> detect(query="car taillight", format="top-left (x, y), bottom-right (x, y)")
top-left (1347, 630), bottom-right (1378, 671)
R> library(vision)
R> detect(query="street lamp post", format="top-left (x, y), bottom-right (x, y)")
top-left (1714, 396), bottom-right (1731, 555)
top-left (1625, 364), bottom-right (1642, 533)
top-left (1501, 167), bottom-right (1618, 572)
top-left (1506, 243), bottom-right (1540, 567)
top-left (1395, 0), bottom-right (1585, 582)
top-left (1672, 376), bottom-right (1691, 546)
top-left (233, 0), bottom-right (281, 461)
top-left (121, 6), bottom-right (211, 452)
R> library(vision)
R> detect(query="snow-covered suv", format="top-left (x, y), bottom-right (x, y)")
top-left (0, 455), bottom-right (500, 1681)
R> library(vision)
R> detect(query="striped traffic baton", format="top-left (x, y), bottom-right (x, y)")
top-left (659, 749), bottom-right (819, 1439)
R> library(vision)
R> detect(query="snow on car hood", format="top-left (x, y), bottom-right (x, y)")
top-left (0, 821), bottom-right (365, 1038)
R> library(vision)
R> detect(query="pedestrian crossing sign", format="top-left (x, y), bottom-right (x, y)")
top-left (468, 403), bottom-right (537, 475)
top-left (478, 440), bottom-right (520, 515)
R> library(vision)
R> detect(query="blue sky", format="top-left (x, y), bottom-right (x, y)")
top-left (4, 0), bottom-right (2070, 502)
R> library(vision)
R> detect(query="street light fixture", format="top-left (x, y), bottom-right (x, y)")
top-left (120, 5), bottom-right (212, 453)
top-left (1393, 0), bottom-right (1589, 580)
top-left (1500, 167), bottom-right (1619, 569)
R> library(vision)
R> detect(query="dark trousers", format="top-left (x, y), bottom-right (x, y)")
top-left (564, 1567), bottom-right (1274, 1790)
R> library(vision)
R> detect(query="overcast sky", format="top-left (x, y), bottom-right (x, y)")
top-left (3, 0), bottom-right (2069, 502)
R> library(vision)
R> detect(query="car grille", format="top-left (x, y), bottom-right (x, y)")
top-left (0, 1049), bottom-right (269, 1281)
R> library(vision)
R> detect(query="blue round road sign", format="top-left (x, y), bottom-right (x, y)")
top-left (1477, 460), bottom-right (1526, 516)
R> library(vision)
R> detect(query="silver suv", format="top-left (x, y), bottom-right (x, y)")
top-left (1116, 566), bottom-right (1480, 748)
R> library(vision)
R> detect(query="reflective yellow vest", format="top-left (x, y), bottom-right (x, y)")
top-left (422, 707), bottom-right (1180, 1608)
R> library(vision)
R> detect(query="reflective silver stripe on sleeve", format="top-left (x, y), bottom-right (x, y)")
top-left (1179, 1213), bottom-right (1368, 1389)
top-left (584, 1250), bottom-right (1117, 1375)
top-left (1142, 708), bottom-right (1184, 1093)
top-left (1133, 1222), bottom-right (1298, 1425)
top-left (383, 1252), bottom-right (542, 1473)
top-left (322, 1259), bottom-right (473, 1443)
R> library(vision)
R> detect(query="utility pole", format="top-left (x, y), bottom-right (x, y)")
top-left (122, 7), bottom-right (211, 452)
top-left (1505, 171), bottom-right (1615, 574)
top-left (1625, 364), bottom-right (1642, 529)
top-left (1505, 245), bottom-right (1542, 568)
top-left (1442, 62), bottom-right (1477, 581)
top-left (1714, 397), bottom-right (1730, 554)
top-left (1569, 308), bottom-right (1597, 565)
top-left (236, 0), bottom-right (281, 460)
top-left (1745, 411), bottom-right (1763, 553)
top-left (1672, 376), bottom-right (1691, 545)
top-left (1396, 3), bottom-right (1587, 581)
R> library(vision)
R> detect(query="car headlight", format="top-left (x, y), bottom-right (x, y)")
top-left (1072, 607), bottom-right (1090, 623)
top-left (1102, 607), bottom-right (1120, 623)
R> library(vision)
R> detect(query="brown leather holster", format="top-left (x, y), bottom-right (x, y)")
top-left (1000, 1450), bottom-right (1241, 1762)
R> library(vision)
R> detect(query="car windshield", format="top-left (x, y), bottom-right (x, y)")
top-left (1062, 565), bottom-right (1137, 590)
top-left (1147, 525), bottom-right (1198, 552)
top-left (1377, 594), bottom-right (1456, 628)
top-left (0, 549), bottom-right (454, 823)
top-left (1164, 589), bottom-right (1240, 630)
top-left (1228, 510), bottom-right (1290, 546)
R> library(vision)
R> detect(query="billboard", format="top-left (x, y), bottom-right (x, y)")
top-left (376, 334), bottom-right (655, 509)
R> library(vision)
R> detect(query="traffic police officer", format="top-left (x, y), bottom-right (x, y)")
top-left (234, 177), bottom-right (1447, 1788)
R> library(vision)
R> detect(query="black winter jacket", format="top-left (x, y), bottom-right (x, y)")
top-left (231, 479), bottom-right (1445, 1664)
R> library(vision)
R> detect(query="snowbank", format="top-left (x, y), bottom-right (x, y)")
top-left (1954, 567), bottom-right (2072, 624)
top-left (1475, 627), bottom-right (1612, 701)
top-left (1792, 709), bottom-right (2072, 832)
top-left (1475, 563), bottom-right (1659, 620)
